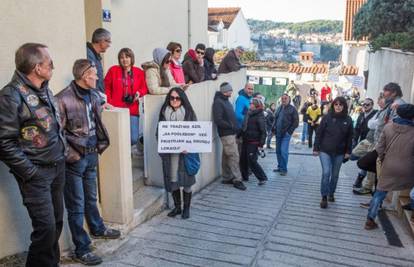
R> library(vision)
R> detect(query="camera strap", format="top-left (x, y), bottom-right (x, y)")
top-left (122, 69), bottom-right (135, 97)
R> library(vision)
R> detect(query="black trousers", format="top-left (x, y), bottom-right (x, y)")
top-left (308, 123), bottom-right (318, 148)
top-left (16, 160), bottom-right (65, 267)
top-left (240, 142), bottom-right (267, 181)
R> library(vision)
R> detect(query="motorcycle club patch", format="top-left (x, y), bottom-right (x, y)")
top-left (21, 126), bottom-right (40, 141)
top-left (19, 85), bottom-right (29, 95)
top-left (35, 107), bottom-right (53, 131)
top-left (27, 94), bottom-right (39, 107)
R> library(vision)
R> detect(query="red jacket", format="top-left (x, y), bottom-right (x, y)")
top-left (169, 60), bottom-right (185, 84)
top-left (320, 86), bottom-right (331, 101)
top-left (104, 65), bottom-right (148, 116)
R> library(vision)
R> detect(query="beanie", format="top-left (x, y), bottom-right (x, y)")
top-left (396, 104), bottom-right (414, 120)
top-left (220, 82), bottom-right (233, 93)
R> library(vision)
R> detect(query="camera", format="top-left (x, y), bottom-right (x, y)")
top-left (123, 94), bottom-right (134, 104)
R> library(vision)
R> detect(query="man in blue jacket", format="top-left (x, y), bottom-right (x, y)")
top-left (235, 82), bottom-right (254, 129)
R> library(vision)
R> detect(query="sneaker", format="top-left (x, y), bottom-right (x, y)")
top-left (73, 252), bottom-right (102, 266)
top-left (328, 195), bottom-right (335, 202)
top-left (360, 202), bottom-right (371, 209)
top-left (353, 187), bottom-right (372, 195)
top-left (258, 180), bottom-right (267, 186)
top-left (279, 171), bottom-right (287, 176)
top-left (221, 179), bottom-right (234, 185)
top-left (91, 228), bottom-right (121, 239)
top-left (364, 218), bottom-right (378, 230)
top-left (233, 181), bottom-right (247, 191)
top-left (320, 197), bottom-right (328, 209)
top-left (273, 168), bottom-right (281, 172)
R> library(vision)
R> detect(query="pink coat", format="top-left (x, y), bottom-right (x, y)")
top-left (169, 60), bottom-right (185, 84)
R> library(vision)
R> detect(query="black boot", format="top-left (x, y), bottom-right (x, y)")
top-left (167, 190), bottom-right (182, 217)
top-left (182, 191), bottom-right (192, 219)
top-left (353, 174), bottom-right (365, 188)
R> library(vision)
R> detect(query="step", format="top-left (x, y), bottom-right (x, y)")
top-left (398, 196), bottom-right (414, 237)
top-left (132, 165), bottom-right (145, 193)
top-left (132, 186), bottom-right (165, 227)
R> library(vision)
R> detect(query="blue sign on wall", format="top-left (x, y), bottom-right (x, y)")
top-left (103, 9), bottom-right (111, 22)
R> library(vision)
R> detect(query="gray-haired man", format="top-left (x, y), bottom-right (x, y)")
top-left (86, 28), bottom-right (111, 94)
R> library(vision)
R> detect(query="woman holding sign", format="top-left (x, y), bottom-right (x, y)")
top-left (158, 87), bottom-right (197, 219)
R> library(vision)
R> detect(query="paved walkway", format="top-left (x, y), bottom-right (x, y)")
top-left (83, 145), bottom-right (414, 266)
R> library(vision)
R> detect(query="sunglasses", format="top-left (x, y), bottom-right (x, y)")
top-left (196, 50), bottom-right (205, 55)
top-left (175, 49), bottom-right (182, 53)
top-left (169, 96), bottom-right (181, 101)
top-left (334, 103), bottom-right (343, 107)
top-left (362, 103), bottom-right (372, 107)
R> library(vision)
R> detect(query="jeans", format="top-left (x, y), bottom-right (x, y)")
top-left (276, 133), bottom-right (291, 172)
top-left (240, 142), bottom-right (267, 181)
top-left (16, 160), bottom-right (65, 267)
top-left (368, 190), bottom-right (388, 220)
top-left (65, 152), bottom-right (106, 257)
top-left (301, 122), bottom-right (308, 143)
top-left (307, 123), bottom-right (318, 148)
top-left (319, 152), bottom-right (344, 196)
top-left (410, 188), bottom-right (414, 210)
top-left (266, 130), bottom-right (274, 148)
top-left (130, 115), bottom-right (139, 145)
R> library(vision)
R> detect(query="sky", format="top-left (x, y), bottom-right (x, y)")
top-left (208, 0), bottom-right (346, 22)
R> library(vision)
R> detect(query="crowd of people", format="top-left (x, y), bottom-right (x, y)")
top-left (0, 26), bottom-right (413, 267)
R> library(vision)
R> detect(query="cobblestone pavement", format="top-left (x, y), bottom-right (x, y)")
top-left (77, 145), bottom-right (414, 267)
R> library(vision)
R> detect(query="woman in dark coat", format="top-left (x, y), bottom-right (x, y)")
top-left (204, 48), bottom-right (218, 80)
top-left (158, 87), bottom-right (197, 219)
top-left (313, 97), bottom-right (353, 208)
top-left (240, 97), bottom-right (268, 185)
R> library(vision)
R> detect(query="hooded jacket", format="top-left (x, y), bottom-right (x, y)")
top-left (0, 71), bottom-right (66, 181)
top-left (212, 91), bottom-right (239, 137)
top-left (204, 48), bottom-right (217, 80)
top-left (235, 89), bottom-right (252, 129)
top-left (376, 121), bottom-right (414, 191)
top-left (241, 109), bottom-right (266, 146)
top-left (182, 49), bottom-right (204, 84)
top-left (141, 62), bottom-right (178, 95)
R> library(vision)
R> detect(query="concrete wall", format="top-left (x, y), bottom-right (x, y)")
top-left (143, 70), bottom-right (246, 192)
top-left (366, 48), bottom-right (414, 104)
top-left (101, 0), bottom-right (208, 71)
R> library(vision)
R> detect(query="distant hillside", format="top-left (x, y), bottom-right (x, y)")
top-left (247, 19), bottom-right (343, 34)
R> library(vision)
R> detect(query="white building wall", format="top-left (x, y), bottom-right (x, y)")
top-left (226, 11), bottom-right (251, 49)
top-left (341, 42), bottom-right (368, 75)
top-left (103, 0), bottom-right (208, 71)
top-left (366, 48), bottom-right (414, 104)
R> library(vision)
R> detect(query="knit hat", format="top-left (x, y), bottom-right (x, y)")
top-left (396, 104), bottom-right (414, 120)
top-left (152, 48), bottom-right (169, 65)
top-left (220, 82), bottom-right (233, 93)
top-left (251, 97), bottom-right (264, 109)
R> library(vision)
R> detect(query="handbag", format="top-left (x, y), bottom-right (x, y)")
top-left (184, 153), bottom-right (200, 176)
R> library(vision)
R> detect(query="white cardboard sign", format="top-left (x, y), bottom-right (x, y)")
top-left (158, 121), bottom-right (212, 153)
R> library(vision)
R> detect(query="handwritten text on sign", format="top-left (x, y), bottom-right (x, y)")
top-left (158, 121), bottom-right (212, 153)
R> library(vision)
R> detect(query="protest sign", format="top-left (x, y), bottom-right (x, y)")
top-left (158, 121), bottom-right (212, 153)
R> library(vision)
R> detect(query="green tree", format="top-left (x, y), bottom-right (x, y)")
top-left (353, 0), bottom-right (414, 52)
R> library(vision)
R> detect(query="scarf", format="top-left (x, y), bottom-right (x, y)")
top-left (163, 105), bottom-right (186, 121)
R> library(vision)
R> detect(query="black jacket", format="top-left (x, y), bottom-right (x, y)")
top-left (218, 50), bottom-right (242, 74)
top-left (204, 48), bottom-right (217, 80)
top-left (241, 109), bottom-right (266, 146)
top-left (353, 109), bottom-right (377, 143)
top-left (300, 101), bottom-right (312, 122)
top-left (183, 58), bottom-right (204, 84)
top-left (265, 109), bottom-right (275, 131)
top-left (314, 113), bottom-right (353, 155)
top-left (272, 104), bottom-right (299, 137)
top-left (0, 71), bottom-right (66, 181)
top-left (212, 92), bottom-right (238, 137)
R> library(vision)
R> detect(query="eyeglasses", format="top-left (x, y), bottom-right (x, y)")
top-left (362, 103), bottom-right (372, 107)
top-left (196, 50), bottom-right (205, 55)
top-left (175, 49), bottom-right (182, 53)
top-left (81, 61), bottom-right (96, 77)
top-left (169, 96), bottom-right (181, 101)
top-left (334, 103), bottom-right (343, 107)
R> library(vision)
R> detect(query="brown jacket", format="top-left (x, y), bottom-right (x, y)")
top-left (56, 81), bottom-right (110, 163)
top-left (376, 122), bottom-right (414, 191)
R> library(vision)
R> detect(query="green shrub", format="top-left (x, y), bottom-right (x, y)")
top-left (370, 32), bottom-right (414, 52)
